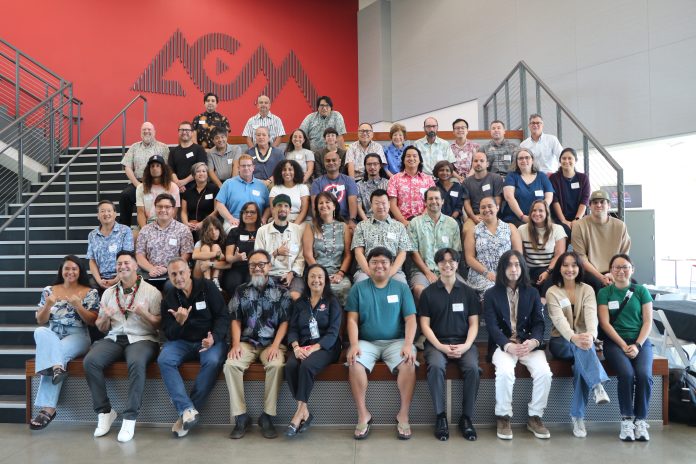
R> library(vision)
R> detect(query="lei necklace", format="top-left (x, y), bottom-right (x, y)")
top-left (115, 276), bottom-right (142, 319)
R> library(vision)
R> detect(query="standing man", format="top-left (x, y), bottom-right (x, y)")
top-left (462, 150), bottom-right (504, 237)
top-left (119, 122), bottom-right (169, 226)
top-left (87, 200), bottom-right (134, 291)
top-left (158, 257), bottom-right (229, 437)
top-left (571, 190), bottom-right (631, 291)
top-left (346, 247), bottom-right (418, 440)
top-left (300, 95), bottom-right (347, 150)
top-left (245, 126), bottom-right (285, 185)
top-left (310, 151), bottom-right (358, 226)
top-left (169, 121), bottom-right (208, 192)
top-left (520, 114), bottom-right (563, 173)
top-left (254, 194), bottom-right (305, 300)
top-left (207, 127), bottom-right (241, 188)
top-left (84, 251), bottom-right (162, 442)
top-left (356, 153), bottom-right (389, 221)
top-left (345, 123), bottom-right (386, 181)
top-left (483, 120), bottom-right (519, 176)
top-left (409, 187), bottom-right (462, 303)
top-left (420, 248), bottom-right (480, 441)
top-left (224, 250), bottom-right (291, 439)
top-left (192, 92), bottom-right (230, 149)
top-left (242, 95), bottom-right (285, 148)
top-left (215, 154), bottom-right (270, 232)
top-left (414, 117), bottom-right (455, 176)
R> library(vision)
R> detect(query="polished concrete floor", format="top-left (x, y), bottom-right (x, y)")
top-left (2, 422), bottom-right (695, 464)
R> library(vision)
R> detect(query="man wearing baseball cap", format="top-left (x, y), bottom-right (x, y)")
top-left (571, 190), bottom-right (631, 291)
top-left (254, 194), bottom-right (305, 300)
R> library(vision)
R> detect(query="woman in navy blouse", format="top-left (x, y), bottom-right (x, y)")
top-left (501, 149), bottom-right (554, 227)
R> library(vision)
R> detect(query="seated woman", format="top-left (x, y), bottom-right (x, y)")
top-left (598, 254), bottom-right (654, 442)
top-left (192, 216), bottom-right (228, 290)
top-left (30, 255), bottom-right (99, 430)
top-left (433, 160), bottom-right (466, 225)
top-left (222, 201), bottom-right (261, 295)
top-left (549, 148), bottom-right (590, 237)
top-left (517, 199), bottom-right (566, 296)
top-left (302, 191), bottom-right (352, 305)
top-left (387, 145), bottom-right (435, 226)
top-left (136, 155), bottom-right (180, 229)
top-left (500, 148), bottom-right (554, 227)
top-left (284, 128), bottom-right (315, 183)
top-left (384, 123), bottom-right (408, 178)
top-left (546, 251), bottom-right (610, 438)
top-left (181, 162), bottom-right (220, 241)
top-left (484, 250), bottom-right (552, 440)
top-left (465, 196), bottom-right (522, 296)
top-left (284, 264), bottom-right (342, 437)
top-left (269, 159), bottom-right (310, 225)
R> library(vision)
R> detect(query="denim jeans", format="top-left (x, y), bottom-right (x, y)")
top-left (602, 338), bottom-right (653, 419)
top-left (549, 336), bottom-right (609, 418)
top-left (157, 339), bottom-right (227, 415)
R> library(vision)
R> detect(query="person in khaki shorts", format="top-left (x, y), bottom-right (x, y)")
top-left (224, 249), bottom-right (291, 440)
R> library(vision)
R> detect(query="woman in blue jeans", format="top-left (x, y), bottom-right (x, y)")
top-left (598, 254), bottom-right (654, 442)
top-left (546, 251), bottom-right (609, 438)
top-left (30, 255), bottom-right (99, 429)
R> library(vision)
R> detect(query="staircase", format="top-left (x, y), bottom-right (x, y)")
top-left (0, 147), bottom-right (126, 422)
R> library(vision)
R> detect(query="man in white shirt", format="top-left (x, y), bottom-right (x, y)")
top-left (520, 114), bottom-right (563, 173)
top-left (414, 117), bottom-right (455, 176)
top-left (242, 95), bottom-right (285, 148)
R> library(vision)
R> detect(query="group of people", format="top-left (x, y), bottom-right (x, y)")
top-left (29, 96), bottom-right (652, 444)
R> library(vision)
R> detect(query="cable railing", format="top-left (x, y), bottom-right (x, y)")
top-left (482, 61), bottom-right (624, 220)
top-left (0, 94), bottom-right (147, 286)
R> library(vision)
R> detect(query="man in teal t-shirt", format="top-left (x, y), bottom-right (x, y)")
top-left (345, 247), bottom-right (417, 440)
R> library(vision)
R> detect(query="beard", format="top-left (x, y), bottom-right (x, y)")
top-left (142, 134), bottom-right (154, 144)
top-left (250, 275), bottom-right (267, 289)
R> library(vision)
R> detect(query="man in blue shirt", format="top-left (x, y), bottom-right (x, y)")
top-left (345, 247), bottom-right (417, 440)
top-left (310, 150), bottom-right (358, 229)
top-left (87, 200), bottom-right (134, 291)
top-left (215, 154), bottom-right (270, 232)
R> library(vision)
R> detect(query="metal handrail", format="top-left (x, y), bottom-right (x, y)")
top-left (0, 38), bottom-right (65, 82)
top-left (482, 61), bottom-right (625, 219)
top-left (0, 83), bottom-right (72, 139)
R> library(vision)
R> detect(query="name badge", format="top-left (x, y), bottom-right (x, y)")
top-left (227, 158), bottom-right (234, 165)
top-left (387, 294), bottom-right (399, 303)
top-left (290, 244), bottom-right (299, 254)
top-left (108, 244), bottom-right (117, 253)
top-left (195, 301), bottom-right (206, 310)
top-left (503, 155), bottom-right (511, 161)
top-left (387, 232), bottom-right (396, 240)
top-left (559, 298), bottom-right (571, 308)
top-left (419, 187), bottom-right (427, 195)
top-left (534, 190), bottom-right (544, 197)
top-left (240, 234), bottom-right (250, 241)
top-left (252, 189), bottom-right (260, 197)
top-left (608, 301), bottom-right (620, 310)
top-left (168, 238), bottom-right (178, 246)
top-left (336, 184), bottom-right (345, 192)
top-left (482, 184), bottom-right (491, 192)
top-left (452, 303), bottom-right (464, 312)
top-left (204, 194), bottom-right (213, 200)
top-left (571, 182), bottom-right (580, 189)
top-left (185, 152), bottom-right (194, 159)
top-left (199, 121), bottom-right (207, 126)
top-left (450, 191), bottom-right (459, 197)
top-left (296, 154), bottom-right (304, 160)
top-left (442, 236), bottom-right (449, 244)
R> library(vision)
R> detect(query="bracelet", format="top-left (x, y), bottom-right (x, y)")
top-left (337, 269), bottom-right (346, 275)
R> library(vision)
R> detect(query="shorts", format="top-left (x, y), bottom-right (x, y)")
top-left (349, 339), bottom-right (418, 374)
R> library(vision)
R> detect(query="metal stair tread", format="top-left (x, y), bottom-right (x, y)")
top-left (3, 225), bottom-right (94, 231)
top-left (0, 345), bottom-right (35, 354)
top-left (0, 395), bottom-right (26, 408)
top-left (0, 270), bottom-right (57, 275)
top-left (34, 180), bottom-right (125, 185)
top-left (0, 324), bottom-right (37, 331)
top-left (0, 240), bottom-right (87, 244)
top-left (0, 305), bottom-right (38, 311)
top-left (0, 369), bottom-right (24, 380)
top-left (22, 190), bottom-right (121, 196)
top-left (0, 254), bottom-right (87, 259)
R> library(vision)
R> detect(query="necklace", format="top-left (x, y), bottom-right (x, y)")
top-left (254, 146), bottom-right (272, 163)
top-left (115, 276), bottom-right (142, 318)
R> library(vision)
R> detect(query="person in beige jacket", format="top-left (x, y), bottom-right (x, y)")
top-left (546, 251), bottom-right (610, 438)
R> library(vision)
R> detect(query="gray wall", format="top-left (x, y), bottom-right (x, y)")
top-left (359, 0), bottom-right (696, 145)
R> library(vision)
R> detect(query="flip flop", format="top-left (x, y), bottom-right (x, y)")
top-left (354, 417), bottom-right (373, 440)
top-left (29, 409), bottom-right (56, 430)
top-left (298, 413), bottom-right (314, 433)
top-left (396, 420), bottom-right (412, 440)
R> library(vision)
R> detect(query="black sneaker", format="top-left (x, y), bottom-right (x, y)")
top-left (229, 414), bottom-right (251, 439)
top-left (258, 412), bottom-right (278, 439)
top-left (458, 415), bottom-right (477, 441)
top-left (434, 413), bottom-right (449, 441)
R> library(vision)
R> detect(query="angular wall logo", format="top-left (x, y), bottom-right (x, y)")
top-left (132, 29), bottom-right (318, 107)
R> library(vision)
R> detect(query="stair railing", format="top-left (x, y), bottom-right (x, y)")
top-left (482, 61), bottom-right (625, 220)
top-left (0, 94), bottom-right (147, 287)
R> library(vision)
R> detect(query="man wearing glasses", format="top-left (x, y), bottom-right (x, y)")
top-left (215, 154), bottom-right (270, 233)
top-left (571, 190), bottom-right (631, 292)
top-left (300, 95), bottom-right (347, 150)
top-left (520, 114), bottom-right (563, 173)
top-left (345, 122), bottom-right (386, 181)
top-left (169, 121), bottom-right (208, 192)
top-left (414, 117), bottom-right (455, 176)
top-left (224, 249), bottom-right (292, 439)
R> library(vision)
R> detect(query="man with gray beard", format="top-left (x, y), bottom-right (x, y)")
top-left (224, 249), bottom-right (292, 440)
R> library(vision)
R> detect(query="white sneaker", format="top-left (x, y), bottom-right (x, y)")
top-left (94, 410), bottom-right (118, 437)
top-left (182, 407), bottom-right (200, 431)
top-left (571, 417), bottom-right (587, 438)
top-left (619, 419), bottom-right (635, 441)
top-left (593, 384), bottom-right (610, 405)
top-left (172, 417), bottom-right (189, 438)
top-left (634, 420), bottom-right (650, 441)
top-left (117, 419), bottom-right (136, 442)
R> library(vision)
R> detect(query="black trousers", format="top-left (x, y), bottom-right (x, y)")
top-left (284, 343), bottom-right (340, 403)
top-left (424, 342), bottom-right (480, 418)
top-left (119, 184), bottom-right (137, 226)
top-left (222, 266), bottom-right (250, 296)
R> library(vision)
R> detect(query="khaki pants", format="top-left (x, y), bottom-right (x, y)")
top-left (223, 342), bottom-right (286, 417)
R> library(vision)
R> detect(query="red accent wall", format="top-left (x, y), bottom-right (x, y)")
top-left (2, 0), bottom-right (358, 146)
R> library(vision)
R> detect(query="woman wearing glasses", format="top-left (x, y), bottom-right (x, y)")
top-left (500, 149), bottom-right (554, 227)
top-left (222, 202), bottom-right (262, 295)
top-left (598, 254), bottom-right (654, 442)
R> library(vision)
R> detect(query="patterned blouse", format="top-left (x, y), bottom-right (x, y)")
top-left (39, 286), bottom-right (100, 328)
top-left (466, 220), bottom-right (513, 294)
top-left (450, 140), bottom-right (480, 177)
top-left (386, 171), bottom-right (436, 219)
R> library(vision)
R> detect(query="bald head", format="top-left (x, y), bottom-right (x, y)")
top-left (141, 122), bottom-right (155, 143)
top-left (257, 95), bottom-right (271, 116)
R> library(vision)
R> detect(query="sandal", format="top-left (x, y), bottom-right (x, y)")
top-left (29, 409), bottom-right (56, 430)
top-left (396, 420), bottom-right (412, 440)
top-left (354, 417), bottom-right (373, 440)
top-left (52, 367), bottom-right (68, 385)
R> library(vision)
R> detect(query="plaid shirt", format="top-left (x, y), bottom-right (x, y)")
top-left (351, 216), bottom-right (414, 256)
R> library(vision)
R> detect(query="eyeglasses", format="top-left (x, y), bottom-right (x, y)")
top-left (358, 130), bottom-right (373, 134)
top-left (529, 121), bottom-right (543, 126)
top-left (155, 205), bottom-right (173, 210)
top-left (437, 260), bottom-right (457, 267)
top-left (242, 210), bottom-right (257, 215)
top-left (424, 125), bottom-right (438, 129)
top-left (178, 128), bottom-right (192, 132)
top-left (248, 262), bottom-right (269, 269)
top-left (318, 104), bottom-right (330, 108)
top-left (369, 259), bottom-right (391, 267)
top-left (239, 164), bottom-right (254, 169)
top-left (612, 265), bottom-right (632, 272)
top-left (453, 126), bottom-right (468, 130)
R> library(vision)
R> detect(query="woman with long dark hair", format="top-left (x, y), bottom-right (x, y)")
top-left (269, 159), bottom-right (309, 224)
top-left (136, 155), bottom-right (180, 228)
top-left (222, 201), bottom-right (262, 295)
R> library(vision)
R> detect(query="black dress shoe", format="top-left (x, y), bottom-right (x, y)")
top-left (258, 412), bottom-right (278, 439)
top-left (459, 415), bottom-right (477, 441)
top-left (434, 413), bottom-right (449, 441)
top-left (229, 414), bottom-right (251, 439)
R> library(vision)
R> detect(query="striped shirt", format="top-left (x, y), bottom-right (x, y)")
top-left (242, 112), bottom-right (286, 144)
top-left (517, 224), bottom-right (566, 268)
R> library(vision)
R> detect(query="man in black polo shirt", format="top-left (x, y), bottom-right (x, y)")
top-left (420, 247), bottom-right (480, 442)
top-left (169, 121), bottom-right (208, 192)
